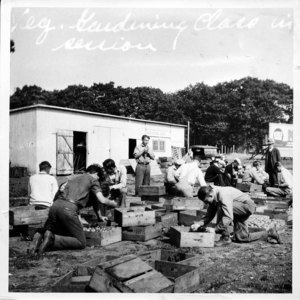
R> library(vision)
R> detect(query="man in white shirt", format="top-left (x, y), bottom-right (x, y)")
top-left (174, 158), bottom-right (206, 197)
top-left (103, 159), bottom-right (127, 207)
top-left (28, 161), bottom-right (58, 208)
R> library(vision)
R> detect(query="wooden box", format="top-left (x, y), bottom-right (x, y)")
top-left (139, 249), bottom-right (195, 268)
top-left (122, 223), bottom-right (162, 241)
top-left (9, 197), bottom-right (29, 207)
top-left (154, 260), bottom-right (202, 293)
top-left (236, 183), bottom-right (262, 193)
top-left (9, 205), bottom-right (49, 226)
top-left (125, 196), bottom-right (143, 208)
top-left (155, 212), bottom-right (178, 229)
top-left (84, 226), bottom-right (122, 247)
top-left (169, 226), bottom-right (215, 248)
top-left (89, 255), bottom-right (173, 293)
top-left (163, 198), bottom-right (203, 211)
top-left (178, 210), bottom-right (206, 226)
top-left (52, 255), bottom-right (119, 292)
top-left (138, 185), bottom-right (166, 196)
top-left (114, 207), bottom-right (156, 227)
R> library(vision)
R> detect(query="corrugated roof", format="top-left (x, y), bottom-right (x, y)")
top-left (10, 104), bottom-right (187, 128)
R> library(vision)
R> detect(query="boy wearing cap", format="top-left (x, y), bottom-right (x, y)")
top-left (224, 158), bottom-right (243, 186)
top-left (265, 138), bottom-right (281, 187)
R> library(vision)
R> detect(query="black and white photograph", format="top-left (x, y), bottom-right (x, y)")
top-left (0, 0), bottom-right (299, 297)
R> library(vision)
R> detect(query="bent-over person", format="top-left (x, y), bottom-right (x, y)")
top-left (103, 158), bottom-right (127, 207)
top-left (191, 186), bottom-right (281, 246)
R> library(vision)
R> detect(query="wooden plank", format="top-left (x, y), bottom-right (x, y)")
top-left (9, 206), bottom-right (49, 226)
top-left (70, 275), bottom-right (91, 284)
top-left (236, 183), bottom-right (262, 193)
top-left (139, 185), bottom-right (166, 196)
top-left (88, 266), bottom-right (125, 293)
top-left (84, 227), bottom-right (122, 247)
top-left (105, 257), bottom-right (152, 282)
top-left (114, 207), bottom-right (156, 227)
top-left (169, 226), bottom-right (215, 248)
top-left (123, 270), bottom-right (174, 293)
top-left (163, 198), bottom-right (203, 211)
top-left (156, 212), bottom-right (178, 229)
top-left (154, 261), bottom-right (201, 293)
top-left (122, 223), bottom-right (162, 241)
top-left (98, 254), bottom-right (137, 270)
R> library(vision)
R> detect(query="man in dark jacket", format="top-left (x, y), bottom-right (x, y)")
top-left (265, 138), bottom-right (281, 187)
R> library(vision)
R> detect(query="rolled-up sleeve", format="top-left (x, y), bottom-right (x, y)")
top-left (112, 166), bottom-right (127, 189)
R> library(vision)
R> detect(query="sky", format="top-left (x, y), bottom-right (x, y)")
top-left (10, 7), bottom-right (293, 93)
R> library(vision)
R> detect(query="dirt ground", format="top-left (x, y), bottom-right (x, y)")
top-left (9, 224), bottom-right (292, 293)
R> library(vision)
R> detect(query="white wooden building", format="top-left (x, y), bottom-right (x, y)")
top-left (10, 104), bottom-right (186, 175)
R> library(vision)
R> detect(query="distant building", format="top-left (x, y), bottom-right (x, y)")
top-left (10, 104), bottom-right (186, 175)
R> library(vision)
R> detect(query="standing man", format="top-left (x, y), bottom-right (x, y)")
top-left (265, 138), bottom-right (281, 187)
top-left (133, 135), bottom-right (155, 195)
top-left (31, 164), bottom-right (118, 254)
top-left (28, 161), bottom-right (58, 208)
top-left (102, 159), bottom-right (127, 207)
top-left (191, 185), bottom-right (281, 246)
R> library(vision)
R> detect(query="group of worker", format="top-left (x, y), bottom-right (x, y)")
top-left (28, 135), bottom-right (291, 253)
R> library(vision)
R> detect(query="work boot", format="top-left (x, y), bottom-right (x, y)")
top-left (38, 230), bottom-right (55, 254)
top-left (268, 226), bottom-right (282, 244)
top-left (215, 236), bottom-right (232, 247)
top-left (28, 232), bottom-right (43, 255)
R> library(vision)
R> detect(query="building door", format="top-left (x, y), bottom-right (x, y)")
top-left (128, 139), bottom-right (137, 158)
top-left (56, 130), bottom-right (74, 175)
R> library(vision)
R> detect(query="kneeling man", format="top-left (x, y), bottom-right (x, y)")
top-left (31, 164), bottom-right (118, 254)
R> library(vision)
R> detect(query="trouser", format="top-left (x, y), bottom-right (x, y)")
top-left (268, 171), bottom-right (278, 187)
top-left (110, 188), bottom-right (127, 207)
top-left (135, 163), bottom-right (151, 195)
top-left (215, 197), bottom-right (268, 243)
top-left (174, 179), bottom-right (193, 198)
top-left (265, 186), bottom-right (291, 197)
top-left (44, 199), bottom-right (86, 250)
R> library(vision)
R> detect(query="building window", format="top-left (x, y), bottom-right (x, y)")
top-left (152, 139), bottom-right (165, 152)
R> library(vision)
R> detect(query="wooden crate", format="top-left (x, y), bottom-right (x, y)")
top-left (53, 255), bottom-right (119, 292)
top-left (9, 205), bottom-right (49, 226)
top-left (139, 249), bottom-right (195, 268)
top-left (169, 226), bottom-right (215, 248)
top-left (155, 212), bottom-right (178, 229)
top-left (125, 196), bottom-right (143, 208)
top-left (114, 207), bottom-right (156, 227)
top-left (138, 185), bottom-right (166, 196)
top-left (89, 255), bottom-right (173, 293)
top-left (154, 261), bottom-right (202, 293)
top-left (236, 183), bottom-right (262, 193)
top-left (178, 210), bottom-right (206, 226)
top-left (9, 197), bottom-right (29, 207)
top-left (84, 226), bottom-right (122, 247)
top-left (122, 223), bottom-right (162, 241)
top-left (163, 198), bottom-right (203, 211)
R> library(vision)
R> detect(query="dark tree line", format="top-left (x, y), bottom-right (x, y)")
top-left (10, 77), bottom-right (293, 152)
